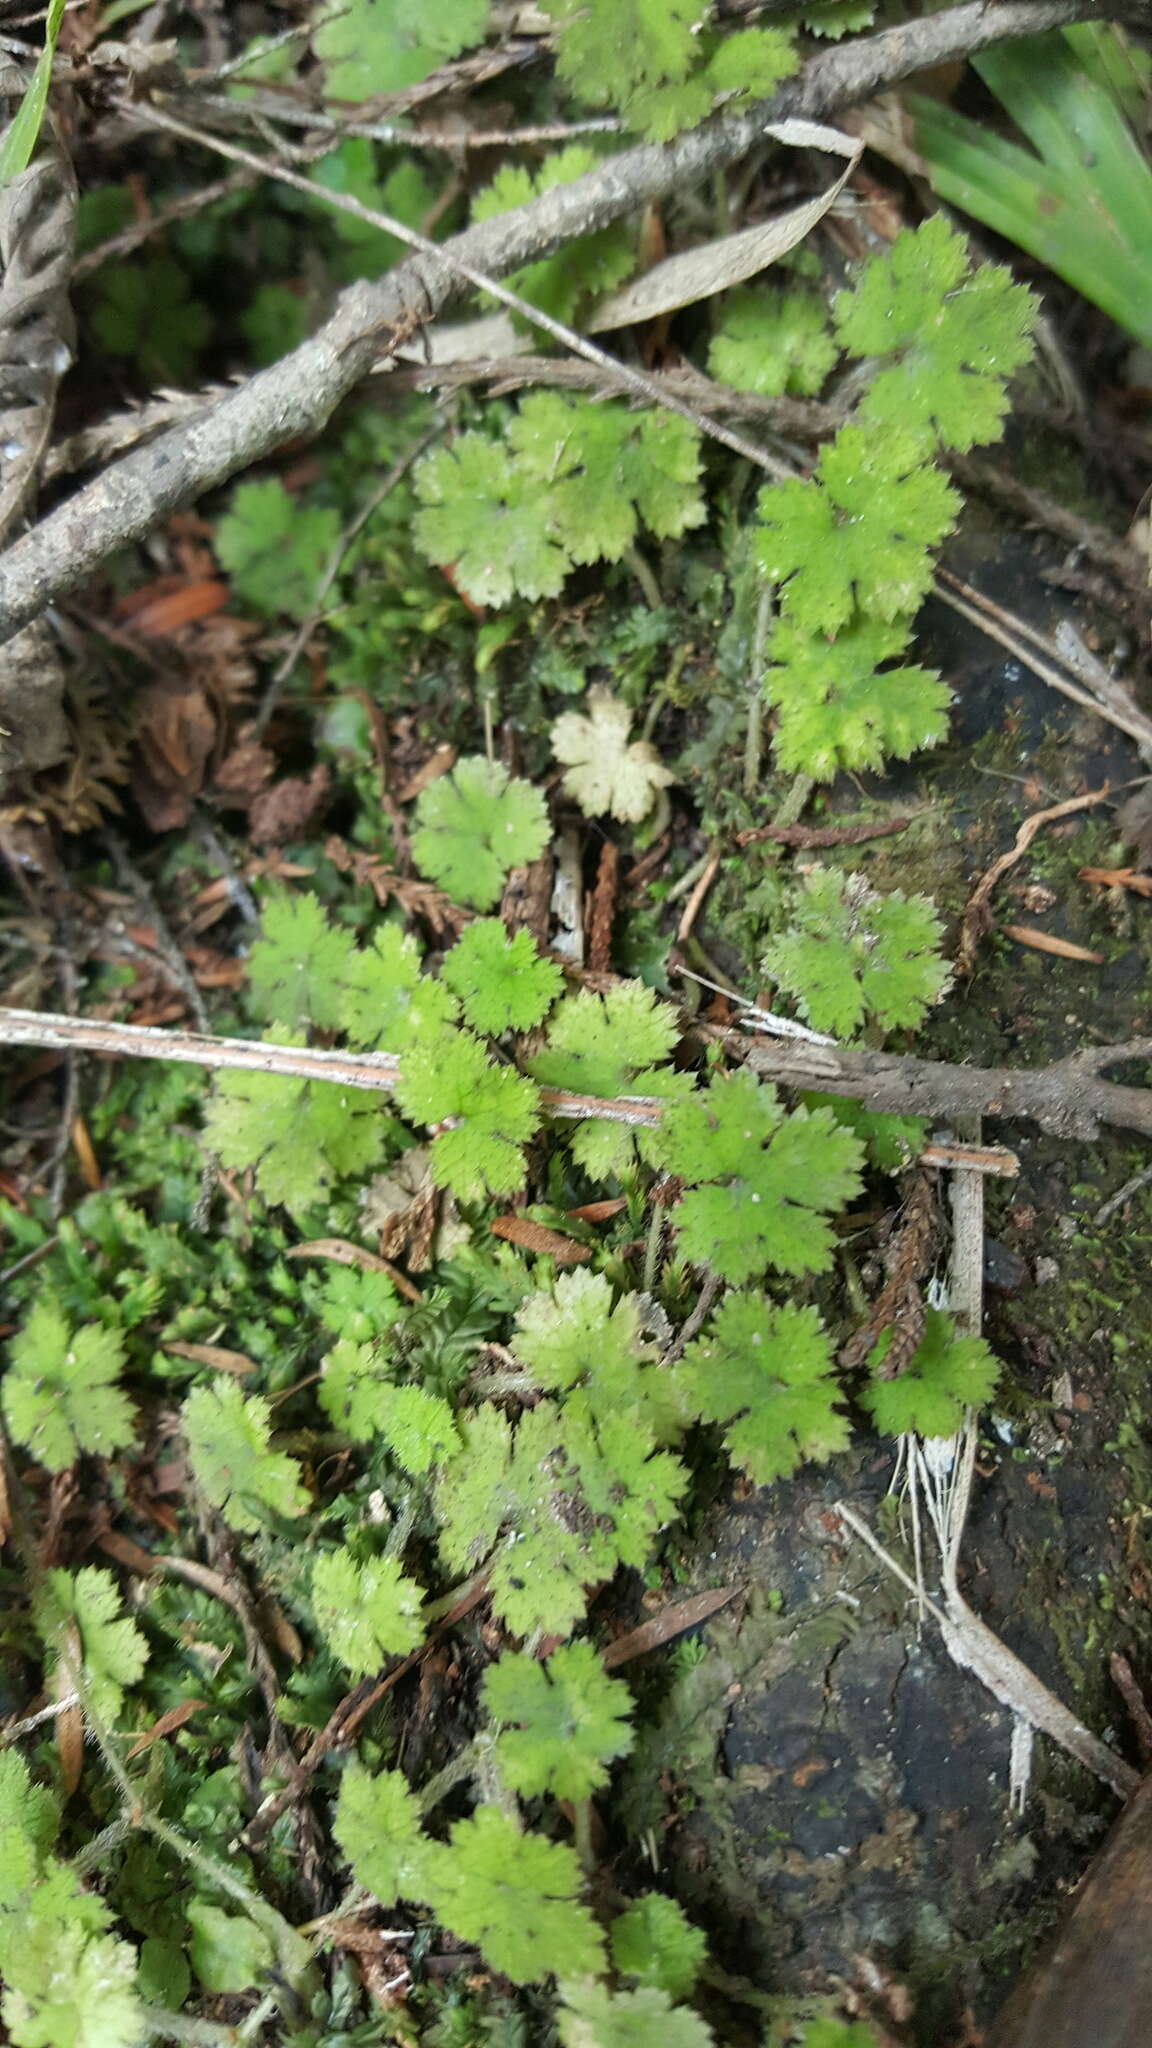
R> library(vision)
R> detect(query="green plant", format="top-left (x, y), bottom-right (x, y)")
top-left (755, 425), bottom-right (959, 634)
top-left (483, 1642), bottom-right (635, 1799)
top-left (609, 1894), bottom-right (707, 1999)
top-left (89, 254), bottom-right (213, 384)
top-left (662, 1070), bottom-right (864, 1285)
top-left (0, 1), bottom-right (1058, 2034)
top-left (311, 1546), bottom-right (426, 1671)
top-left (441, 919), bottom-right (563, 1035)
top-left (762, 868), bottom-right (951, 1039)
top-left (1, 1301), bottom-right (135, 1471)
top-left (34, 1568), bottom-right (149, 1721)
top-left (214, 478), bottom-right (341, 619)
top-left (413, 394), bottom-right (705, 605)
top-left (912, 24), bottom-right (1152, 347)
top-left (675, 1293), bottom-right (849, 1483)
top-left (541, 0), bottom-right (797, 141)
top-left (182, 1379), bottom-right (309, 1531)
top-left (859, 1307), bottom-right (1000, 1437)
top-left (709, 285), bottom-right (839, 397)
top-left (557, 1979), bottom-right (714, 2047)
top-left (312, 0), bottom-right (489, 100)
top-left (472, 147), bottom-right (636, 326)
top-left (410, 757), bottom-right (551, 910)
top-left (0, 0), bottom-right (67, 184)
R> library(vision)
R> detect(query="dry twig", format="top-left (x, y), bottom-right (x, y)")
top-left (956, 785), bottom-right (1111, 976)
top-left (3, 1003), bottom-right (1151, 1143)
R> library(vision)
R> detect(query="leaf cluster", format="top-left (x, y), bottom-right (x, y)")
top-left (413, 394), bottom-right (704, 606)
top-left (663, 1070), bottom-right (864, 1285)
top-left (763, 867), bottom-right (951, 1040)
top-left (542, 0), bottom-right (796, 140)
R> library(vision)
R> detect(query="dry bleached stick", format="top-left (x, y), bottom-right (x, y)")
top-left (0, 1003), bottom-right (1150, 1146)
top-left (0, 0), bottom-right (1125, 649)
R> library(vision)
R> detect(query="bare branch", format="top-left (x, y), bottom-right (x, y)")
top-left (726, 1030), bottom-right (1152, 1143)
top-left (1, 1004), bottom-right (1150, 1144)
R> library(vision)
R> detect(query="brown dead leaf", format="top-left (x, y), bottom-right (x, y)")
top-left (602, 1585), bottom-right (742, 1668)
top-left (125, 1697), bottom-right (208, 1759)
top-left (1003, 924), bottom-right (1104, 964)
top-left (54, 1622), bottom-right (85, 1797)
top-left (186, 946), bottom-right (247, 989)
top-left (566, 1197), bottom-right (627, 1223)
top-left (212, 732), bottom-right (276, 802)
top-left (131, 675), bottom-right (218, 832)
top-left (249, 765), bottom-right (330, 846)
top-left (118, 578), bottom-right (228, 638)
top-left (490, 1216), bottom-right (591, 1263)
top-left (70, 1116), bottom-right (101, 1191)
top-left (587, 839), bottom-right (618, 976)
top-left (395, 743), bottom-right (456, 805)
top-left (163, 1340), bottom-right (257, 1376)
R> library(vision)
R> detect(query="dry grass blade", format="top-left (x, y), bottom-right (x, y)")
top-left (602, 1586), bottom-right (743, 1668)
top-left (587, 116), bottom-right (862, 328)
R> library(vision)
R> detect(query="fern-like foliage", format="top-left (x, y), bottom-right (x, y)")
top-left (860, 1307), bottom-right (1000, 1438)
top-left (2, 1301), bottom-right (134, 1473)
top-left (215, 479), bottom-right (340, 621)
top-left (0, 1750), bottom-right (142, 2048)
top-left (676, 1294), bottom-right (849, 1483)
top-left (755, 425), bottom-right (959, 635)
top-left (511, 1269), bottom-right (684, 1441)
top-left (764, 616), bottom-right (951, 779)
top-left (311, 1546), bottom-right (425, 1672)
top-left (339, 922), bottom-right (455, 1050)
top-left (541, 0), bottom-right (795, 140)
top-left (709, 286), bottom-right (839, 397)
top-left (557, 1980), bottom-right (714, 2048)
top-left (335, 1770), bottom-right (606, 1984)
top-left (551, 687), bottom-right (675, 824)
top-left (413, 396), bottom-right (704, 606)
top-left (762, 868), bottom-right (951, 1039)
top-left (203, 1064), bottom-right (391, 1217)
top-left (333, 1765), bottom-right (436, 1910)
top-left (435, 1397), bottom-right (686, 1637)
top-left (441, 919), bottom-right (563, 1036)
top-left (182, 1380), bottom-right (309, 1532)
top-left (33, 1567), bottom-right (149, 1722)
top-left (471, 146), bottom-right (635, 325)
top-left (395, 1028), bottom-right (542, 1199)
top-left (834, 215), bottom-right (1037, 452)
top-left (410, 756), bottom-right (550, 909)
top-left (312, 0), bottom-right (488, 99)
top-left (609, 1893), bottom-right (707, 1999)
top-left (663, 1071), bottom-right (864, 1285)
top-left (530, 982), bottom-right (692, 1179)
top-left (483, 1641), bottom-right (635, 1799)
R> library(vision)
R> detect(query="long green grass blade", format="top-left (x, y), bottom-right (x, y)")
top-left (911, 26), bottom-right (1152, 348)
top-left (1062, 21), bottom-right (1152, 125)
top-left (976, 35), bottom-right (1152, 249)
top-left (0, 0), bottom-right (68, 187)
